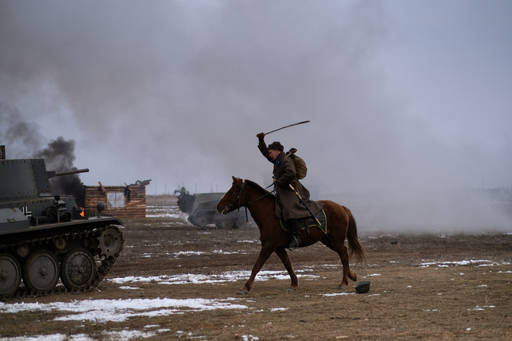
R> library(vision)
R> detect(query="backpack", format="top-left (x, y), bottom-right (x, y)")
top-left (286, 148), bottom-right (307, 180)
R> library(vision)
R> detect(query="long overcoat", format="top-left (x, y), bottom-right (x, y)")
top-left (258, 140), bottom-right (322, 221)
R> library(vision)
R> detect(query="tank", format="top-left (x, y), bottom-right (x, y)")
top-left (175, 188), bottom-right (247, 228)
top-left (0, 157), bottom-right (124, 297)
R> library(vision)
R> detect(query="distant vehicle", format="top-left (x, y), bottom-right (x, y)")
top-left (0, 153), bottom-right (124, 297)
top-left (175, 188), bottom-right (248, 228)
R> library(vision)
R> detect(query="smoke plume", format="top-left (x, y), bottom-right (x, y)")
top-left (35, 137), bottom-right (85, 206)
top-left (0, 102), bottom-right (43, 157)
top-left (1, 103), bottom-right (85, 205)
top-left (0, 1), bottom-right (511, 231)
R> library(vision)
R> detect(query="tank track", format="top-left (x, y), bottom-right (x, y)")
top-left (0, 225), bottom-right (123, 299)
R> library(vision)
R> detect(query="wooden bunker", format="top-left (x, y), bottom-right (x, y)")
top-left (84, 183), bottom-right (146, 219)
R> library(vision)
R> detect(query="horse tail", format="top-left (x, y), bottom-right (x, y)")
top-left (347, 209), bottom-right (366, 263)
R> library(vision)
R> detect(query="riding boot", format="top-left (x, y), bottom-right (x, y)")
top-left (287, 219), bottom-right (301, 249)
top-left (288, 235), bottom-right (301, 248)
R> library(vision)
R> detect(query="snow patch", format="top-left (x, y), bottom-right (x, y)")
top-left (173, 251), bottom-right (207, 257)
top-left (0, 298), bottom-right (247, 323)
top-left (419, 259), bottom-right (498, 268)
top-left (102, 329), bottom-right (156, 339)
top-left (110, 270), bottom-right (319, 286)
top-left (212, 249), bottom-right (243, 255)
top-left (4, 335), bottom-right (96, 341)
top-left (145, 205), bottom-right (184, 219)
top-left (3, 335), bottom-right (67, 341)
top-left (69, 335), bottom-right (96, 341)
top-left (468, 305), bottom-right (495, 311)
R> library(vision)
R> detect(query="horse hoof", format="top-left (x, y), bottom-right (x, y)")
top-left (287, 287), bottom-right (297, 293)
top-left (338, 283), bottom-right (348, 289)
top-left (237, 289), bottom-right (249, 296)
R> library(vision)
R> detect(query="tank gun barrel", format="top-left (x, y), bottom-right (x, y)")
top-left (47, 168), bottom-right (89, 178)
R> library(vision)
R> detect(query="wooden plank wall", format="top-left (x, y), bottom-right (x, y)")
top-left (84, 185), bottom-right (146, 219)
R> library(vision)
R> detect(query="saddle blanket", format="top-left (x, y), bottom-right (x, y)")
top-left (280, 209), bottom-right (328, 235)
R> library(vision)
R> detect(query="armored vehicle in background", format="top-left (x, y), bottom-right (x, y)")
top-left (175, 188), bottom-right (247, 228)
top-left (0, 156), bottom-right (124, 297)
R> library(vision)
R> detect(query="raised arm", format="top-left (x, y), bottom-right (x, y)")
top-left (256, 133), bottom-right (273, 162)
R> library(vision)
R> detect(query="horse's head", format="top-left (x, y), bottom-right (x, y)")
top-left (217, 176), bottom-right (246, 215)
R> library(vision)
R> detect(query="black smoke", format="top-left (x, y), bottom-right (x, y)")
top-left (34, 137), bottom-right (85, 206)
top-left (1, 103), bottom-right (85, 206)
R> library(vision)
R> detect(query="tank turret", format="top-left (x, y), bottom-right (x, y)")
top-left (0, 149), bottom-right (124, 298)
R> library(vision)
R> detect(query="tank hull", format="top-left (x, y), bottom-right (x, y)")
top-left (0, 216), bottom-right (123, 297)
top-left (182, 192), bottom-right (249, 228)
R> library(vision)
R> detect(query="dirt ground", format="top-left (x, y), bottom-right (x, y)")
top-left (1, 199), bottom-right (511, 340)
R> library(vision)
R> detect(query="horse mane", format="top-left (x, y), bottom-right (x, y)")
top-left (244, 179), bottom-right (275, 199)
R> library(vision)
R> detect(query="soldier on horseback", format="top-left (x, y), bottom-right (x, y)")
top-left (256, 133), bottom-right (322, 248)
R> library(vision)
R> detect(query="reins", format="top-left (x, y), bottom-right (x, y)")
top-left (231, 180), bottom-right (275, 223)
top-left (235, 180), bottom-right (275, 220)
top-left (242, 180), bottom-right (275, 205)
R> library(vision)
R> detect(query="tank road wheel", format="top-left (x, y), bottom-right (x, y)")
top-left (98, 226), bottom-right (124, 257)
top-left (61, 248), bottom-right (97, 291)
top-left (0, 254), bottom-right (22, 297)
top-left (23, 250), bottom-right (59, 293)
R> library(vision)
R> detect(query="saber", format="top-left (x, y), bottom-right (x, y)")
top-left (289, 184), bottom-right (321, 227)
top-left (264, 120), bottom-right (310, 136)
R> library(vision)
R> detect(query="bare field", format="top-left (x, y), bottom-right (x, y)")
top-left (1, 212), bottom-right (511, 340)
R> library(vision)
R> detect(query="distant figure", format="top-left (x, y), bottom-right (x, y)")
top-left (174, 186), bottom-right (194, 213)
top-left (256, 132), bottom-right (322, 248)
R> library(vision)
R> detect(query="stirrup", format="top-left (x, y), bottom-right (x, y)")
top-left (288, 236), bottom-right (301, 249)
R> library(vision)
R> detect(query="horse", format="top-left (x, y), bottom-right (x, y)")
top-left (217, 176), bottom-right (366, 292)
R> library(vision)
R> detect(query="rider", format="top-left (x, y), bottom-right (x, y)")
top-left (256, 132), bottom-right (322, 248)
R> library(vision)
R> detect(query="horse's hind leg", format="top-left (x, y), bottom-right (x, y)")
top-left (323, 239), bottom-right (355, 287)
top-left (337, 244), bottom-right (351, 287)
top-left (244, 245), bottom-right (273, 292)
top-left (275, 248), bottom-right (298, 289)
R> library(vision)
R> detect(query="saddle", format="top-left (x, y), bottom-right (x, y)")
top-left (280, 209), bottom-right (328, 235)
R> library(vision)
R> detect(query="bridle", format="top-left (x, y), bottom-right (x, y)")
top-left (225, 180), bottom-right (274, 214)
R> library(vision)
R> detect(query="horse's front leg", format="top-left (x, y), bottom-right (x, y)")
top-left (275, 248), bottom-right (298, 289)
top-left (243, 244), bottom-right (274, 292)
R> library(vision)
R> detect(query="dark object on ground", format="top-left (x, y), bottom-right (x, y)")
top-left (354, 280), bottom-right (371, 294)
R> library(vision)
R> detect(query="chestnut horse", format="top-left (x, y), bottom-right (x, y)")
top-left (217, 177), bottom-right (365, 292)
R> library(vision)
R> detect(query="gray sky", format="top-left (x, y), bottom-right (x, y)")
top-left (1, 0), bottom-right (511, 230)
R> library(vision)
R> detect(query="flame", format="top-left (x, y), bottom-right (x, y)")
top-left (80, 208), bottom-right (85, 217)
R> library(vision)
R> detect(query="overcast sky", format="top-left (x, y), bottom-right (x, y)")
top-left (1, 1), bottom-right (511, 230)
